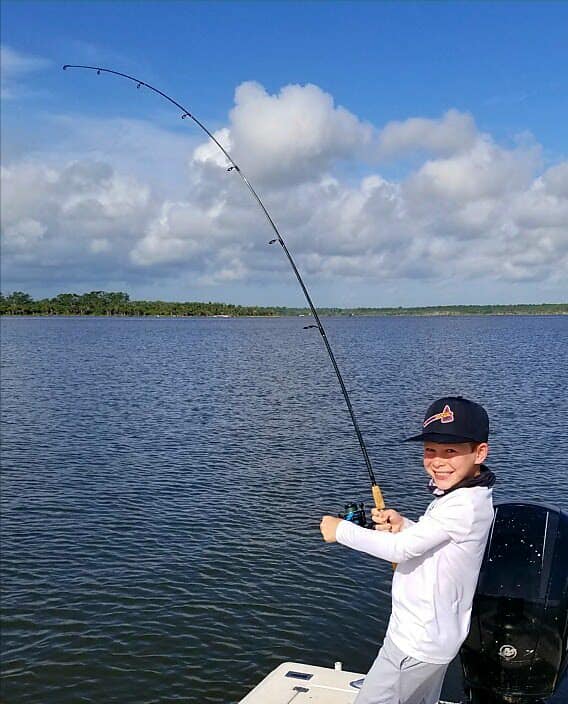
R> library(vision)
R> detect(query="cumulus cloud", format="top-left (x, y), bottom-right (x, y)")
top-left (130, 200), bottom-right (215, 266)
top-left (406, 135), bottom-right (540, 203)
top-left (1, 159), bottom-right (152, 276)
top-left (542, 162), bottom-right (568, 198)
top-left (1, 77), bottom-right (567, 300)
top-left (195, 81), bottom-right (374, 185)
top-left (127, 127), bottom-right (567, 288)
top-left (377, 109), bottom-right (477, 158)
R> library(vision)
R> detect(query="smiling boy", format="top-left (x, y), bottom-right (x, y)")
top-left (320, 396), bottom-right (495, 704)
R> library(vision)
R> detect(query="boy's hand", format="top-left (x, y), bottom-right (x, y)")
top-left (371, 508), bottom-right (404, 533)
top-left (320, 515), bottom-right (343, 543)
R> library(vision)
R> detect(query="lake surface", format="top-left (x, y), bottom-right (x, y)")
top-left (1, 315), bottom-right (567, 704)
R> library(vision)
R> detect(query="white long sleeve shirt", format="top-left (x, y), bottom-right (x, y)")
top-left (336, 486), bottom-right (494, 664)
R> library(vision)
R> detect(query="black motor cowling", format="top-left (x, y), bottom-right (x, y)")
top-left (460, 501), bottom-right (568, 704)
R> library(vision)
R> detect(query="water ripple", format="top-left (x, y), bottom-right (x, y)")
top-left (1, 315), bottom-right (567, 703)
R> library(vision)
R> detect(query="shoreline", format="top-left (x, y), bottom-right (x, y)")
top-left (2, 310), bottom-right (567, 319)
top-left (2, 293), bottom-right (567, 318)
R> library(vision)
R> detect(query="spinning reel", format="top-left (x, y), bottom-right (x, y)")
top-left (339, 502), bottom-right (373, 529)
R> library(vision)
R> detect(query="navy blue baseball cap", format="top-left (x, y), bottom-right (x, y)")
top-left (404, 396), bottom-right (489, 444)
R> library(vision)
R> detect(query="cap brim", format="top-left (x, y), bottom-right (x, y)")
top-left (403, 432), bottom-right (478, 443)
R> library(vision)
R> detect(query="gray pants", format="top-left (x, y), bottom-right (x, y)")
top-left (354, 635), bottom-right (449, 704)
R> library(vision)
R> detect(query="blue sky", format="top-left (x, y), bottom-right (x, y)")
top-left (2, 1), bottom-right (567, 306)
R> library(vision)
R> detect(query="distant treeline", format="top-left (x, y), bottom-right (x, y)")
top-left (1, 291), bottom-right (567, 317)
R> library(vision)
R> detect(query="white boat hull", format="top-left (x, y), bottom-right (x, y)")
top-left (238, 661), bottom-right (458, 703)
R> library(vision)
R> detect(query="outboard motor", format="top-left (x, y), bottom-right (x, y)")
top-left (460, 501), bottom-right (568, 704)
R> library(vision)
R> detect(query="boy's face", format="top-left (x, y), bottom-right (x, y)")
top-left (423, 441), bottom-right (489, 491)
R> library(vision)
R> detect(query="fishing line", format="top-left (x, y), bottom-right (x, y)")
top-left (62, 64), bottom-right (386, 511)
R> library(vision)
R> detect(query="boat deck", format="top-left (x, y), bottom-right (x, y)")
top-left (238, 661), bottom-right (460, 703)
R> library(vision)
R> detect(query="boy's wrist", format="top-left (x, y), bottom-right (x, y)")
top-left (335, 520), bottom-right (349, 543)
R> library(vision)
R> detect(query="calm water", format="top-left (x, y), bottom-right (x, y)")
top-left (1, 315), bottom-right (567, 704)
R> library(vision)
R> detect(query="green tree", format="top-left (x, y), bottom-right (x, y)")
top-left (5, 291), bottom-right (34, 314)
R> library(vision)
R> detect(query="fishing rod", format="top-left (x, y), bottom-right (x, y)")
top-left (62, 64), bottom-right (386, 514)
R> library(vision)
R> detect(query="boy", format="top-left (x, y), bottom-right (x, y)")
top-left (320, 396), bottom-right (495, 704)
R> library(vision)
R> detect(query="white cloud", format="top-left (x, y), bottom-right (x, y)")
top-left (377, 109), bottom-right (477, 158)
top-left (196, 81), bottom-right (374, 185)
top-left (1, 45), bottom-right (51, 99)
top-left (4, 218), bottom-right (46, 252)
top-left (40, 114), bottom-right (200, 196)
top-left (130, 200), bottom-right (213, 266)
top-left (2, 78), bottom-right (567, 301)
top-left (193, 127), bottom-right (233, 169)
top-left (1, 160), bottom-right (152, 269)
top-left (541, 162), bottom-right (568, 198)
top-left (406, 136), bottom-right (540, 203)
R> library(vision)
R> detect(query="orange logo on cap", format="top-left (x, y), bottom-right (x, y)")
top-left (424, 404), bottom-right (454, 428)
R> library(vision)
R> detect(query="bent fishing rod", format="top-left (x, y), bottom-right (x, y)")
top-left (62, 64), bottom-right (386, 513)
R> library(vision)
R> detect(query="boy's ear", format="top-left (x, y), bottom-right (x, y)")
top-left (474, 442), bottom-right (489, 464)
